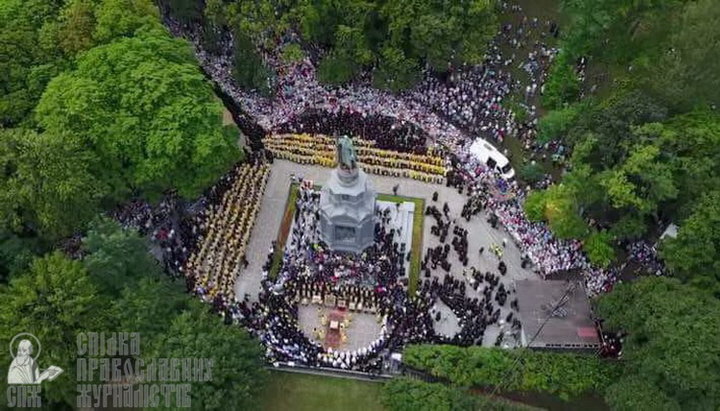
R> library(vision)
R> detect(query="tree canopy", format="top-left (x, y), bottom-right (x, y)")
top-left (36, 33), bottom-right (239, 200)
top-left (149, 301), bottom-right (268, 410)
top-left (0, 0), bottom-right (243, 240)
top-left (0, 128), bottom-right (107, 238)
top-left (173, 0), bottom-right (498, 91)
top-left (0, 252), bottom-right (109, 406)
top-left (596, 277), bottom-right (720, 409)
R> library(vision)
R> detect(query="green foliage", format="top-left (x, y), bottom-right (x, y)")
top-left (149, 301), bottom-right (268, 410)
top-left (281, 42), bottom-right (305, 64)
top-left (650, 0), bottom-right (720, 110)
top-left (583, 230), bottom-right (616, 268)
top-left (567, 91), bottom-right (668, 167)
top-left (82, 218), bottom-right (163, 297)
top-left (317, 52), bottom-right (360, 85)
top-left (596, 277), bottom-right (720, 409)
top-left (56, 0), bottom-right (97, 55)
top-left (205, 0), bottom-right (497, 90)
top-left (517, 163), bottom-right (546, 184)
top-left (649, 109), bottom-right (720, 219)
top-left (607, 214), bottom-right (647, 240)
top-left (0, 128), bottom-right (107, 238)
top-left (111, 275), bottom-right (189, 347)
top-left (382, 378), bottom-right (534, 411)
top-left (232, 30), bottom-right (272, 94)
top-left (541, 52), bottom-right (581, 110)
top-left (0, 252), bottom-right (110, 406)
top-left (36, 33), bottom-right (240, 200)
top-left (372, 46), bottom-right (420, 92)
top-left (92, 0), bottom-right (162, 44)
top-left (0, 230), bottom-right (45, 283)
top-left (523, 191), bottom-right (547, 222)
top-left (537, 105), bottom-right (581, 144)
top-left (560, 0), bottom-right (683, 63)
top-left (159, 0), bottom-right (203, 23)
top-left (403, 345), bottom-right (616, 401)
top-left (0, 0), bottom-right (66, 126)
top-left (660, 190), bottom-right (720, 297)
top-left (604, 377), bottom-right (681, 411)
top-left (524, 184), bottom-right (589, 240)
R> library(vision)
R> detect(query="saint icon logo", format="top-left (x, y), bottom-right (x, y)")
top-left (7, 333), bottom-right (63, 384)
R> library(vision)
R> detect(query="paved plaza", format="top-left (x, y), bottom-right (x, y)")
top-left (298, 305), bottom-right (383, 352)
top-left (235, 159), bottom-right (538, 346)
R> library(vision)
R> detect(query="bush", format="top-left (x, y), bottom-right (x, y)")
top-left (372, 46), bottom-right (420, 93)
top-left (583, 230), bottom-right (616, 268)
top-left (232, 30), bottom-right (272, 94)
top-left (518, 163), bottom-right (546, 184)
top-left (542, 52), bottom-right (581, 110)
top-left (280, 43), bottom-right (305, 64)
top-left (403, 345), bottom-right (617, 401)
top-left (523, 190), bottom-right (548, 221)
top-left (317, 53), bottom-right (359, 85)
top-left (537, 105), bottom-right (580, 144)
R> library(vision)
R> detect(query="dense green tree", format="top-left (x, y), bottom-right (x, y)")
top-left (92, 0), bottom-right (162, 43)
top-left (380, 0), bottom-right (495, 70)
top-left (523, 190), bottom-right (547, 222)
top-left (537, 104), bottom-right (582, 144)
top-left (596, 277), bottom-right (720, 409)
top-left (565, 91), bottom-right (668, 166)
top-left (232, 30), bottom-right (272, 94)
top-left (36, 33), bottom-right (240, 200)
top-left (0, 230), bottom-right (45, 283)
top-left (82, 218), bottom-right (163, 297)
top-left (204, 0), bottom-right (497, 90)
top-left (537, 184), bottom-right (588, 239)
top-left (373, 46), bottom-right (420, 92)
top-left (158, 0), bottom-right (203, 23)
top-left (56, 0), bottom-right (97, 55)
top-left (0, 0), bottom-right (66, 126)
top-left (648, 110), bottom-right (720, 219)
top-left (112, 275), bottom-right (189, 346)
top-left (660, 191), bottom-right (720, 297)
top-left (0, 252), bottom-right (110, 407)
top-left (651, 0), bottom-right (720, 109)
top-left (560, 0), bottom-right (684, 63)
top-left (542, 52), bottom-right (581, 109)
top-left (517, 162), bottom-right (545, 184)
top-left (317, 52), bottom-right (361, 85)
top-left (149, 301), bottom-right (268, 410)
top-left (583, 230), bottom-right (615, 268)
top-left (403, 345), bottom-right (616, 401)
top-left (604, 377), bottom-right (680, 411)
top-left (0, 128), bottom-right (107, 238)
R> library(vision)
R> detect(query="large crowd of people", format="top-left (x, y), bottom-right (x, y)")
top-left (263, 133), bottom-right (445, 183)
top-left (103, 1), bottom-right (675, 373)
top-left (185, 163), bottom-right (271, 300)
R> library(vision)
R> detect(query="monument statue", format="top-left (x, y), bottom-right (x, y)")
top-left (337, 135), bottom-right (358, 170)
top-left (319, 136), bottom-right (377, 253)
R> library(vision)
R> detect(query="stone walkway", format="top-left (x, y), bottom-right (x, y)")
top-left (234, 160), bottom-right (538, 346)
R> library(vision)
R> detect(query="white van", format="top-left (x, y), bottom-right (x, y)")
top-left (469, 138), bottom-right (515, 181)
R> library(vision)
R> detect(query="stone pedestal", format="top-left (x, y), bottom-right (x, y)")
top-left (319, 168), bottom-right (377, 253)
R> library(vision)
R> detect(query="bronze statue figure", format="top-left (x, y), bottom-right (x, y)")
top-left (337, 135), bottom-right (357, 170)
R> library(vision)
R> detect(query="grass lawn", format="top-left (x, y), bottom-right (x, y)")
top-left (261, 371), bottom-right (385, 411)
top-left (268, 184), bottom-right (425, 294)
